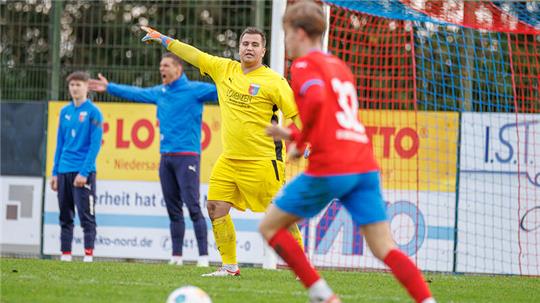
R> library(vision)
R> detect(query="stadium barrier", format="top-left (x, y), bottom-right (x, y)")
top-left (37, 102), bottom-right (540, 275)
top-left (1, 102), bottom-right (46, 256)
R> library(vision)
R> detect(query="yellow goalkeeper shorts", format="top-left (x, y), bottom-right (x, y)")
top-left (208, 156), bottom-right (285, 212)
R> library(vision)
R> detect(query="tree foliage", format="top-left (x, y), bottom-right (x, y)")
top-left (0, 0), bottom-right (272, 102)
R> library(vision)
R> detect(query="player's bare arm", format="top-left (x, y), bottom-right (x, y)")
top-left (265, 124), bottom-right (291, 141)
top-left (265, 125), bottom-right (303, 160)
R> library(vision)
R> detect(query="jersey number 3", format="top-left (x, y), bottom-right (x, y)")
top-left (332, 79), bottom-right (365, 133)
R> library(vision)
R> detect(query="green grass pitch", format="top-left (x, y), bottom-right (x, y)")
top-left (1, 258), bottom-right (538, 302)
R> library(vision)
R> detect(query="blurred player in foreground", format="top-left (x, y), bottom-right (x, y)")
top-left (51, 71), bottom-right (103, 263)
top-left (260, 1), bottom-right (436, 303)
top-left (89, 53), bottom-right (216, 267)
top-left (140, 26), bottom-right (304, 276)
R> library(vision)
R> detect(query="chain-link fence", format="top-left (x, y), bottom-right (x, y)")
top-left (1, 0), bottom-right (273, 102)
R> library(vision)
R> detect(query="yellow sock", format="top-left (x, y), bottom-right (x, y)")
top-left (288, 223), bottom-right (305, 251)
top-left (212, 214), bottom-right (237, 265)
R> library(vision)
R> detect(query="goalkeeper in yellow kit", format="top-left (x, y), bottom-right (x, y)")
top-left (141, 26), bottom-right (304, 276)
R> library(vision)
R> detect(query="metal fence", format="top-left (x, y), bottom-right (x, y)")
top-left (0, 0), bottom-right (273, 102)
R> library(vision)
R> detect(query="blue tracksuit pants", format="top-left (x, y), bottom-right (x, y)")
top-left (159, 154), bottom-right (208, 256)
top-left (57, 172), bottom-right (97, 252)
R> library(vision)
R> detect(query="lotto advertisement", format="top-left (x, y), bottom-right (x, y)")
top-left (45, 101), bottom-right (222, 183)
top-left (45, 103), bottom-right (464, 271)
top-left (43, 102), bottom-right (267, 262)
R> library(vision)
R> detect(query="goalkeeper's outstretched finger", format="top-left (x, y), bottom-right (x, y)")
top-left (140, 26), bottom-right (172, 47)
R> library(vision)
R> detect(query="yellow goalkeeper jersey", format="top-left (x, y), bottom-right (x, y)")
top-left (196, 51), bottom-right (297, 160)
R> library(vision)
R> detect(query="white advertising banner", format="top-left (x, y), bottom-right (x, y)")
top-left (42, 179), bottom-right (267, 263)
top-left (458, 113), bottom-right (539, 275)
top-left (42, 179), bottom-right (456, 271)
top-left (296, 190), bottom-right (455, 272)
top-left (0, 176), bottom-right (43, 246)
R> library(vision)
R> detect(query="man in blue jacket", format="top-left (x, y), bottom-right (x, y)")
top-left (51, 71), bottom-right (103, 263)
top-left (89, 53), bottom-right (217, 266)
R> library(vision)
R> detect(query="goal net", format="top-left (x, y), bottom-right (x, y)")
top-left (285, 0), bottom-right (539, 276)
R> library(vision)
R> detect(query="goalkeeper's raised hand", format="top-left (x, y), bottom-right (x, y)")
top-left (140, 26), bottom-right (172, 48)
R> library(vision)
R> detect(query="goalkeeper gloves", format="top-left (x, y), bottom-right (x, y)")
top-left (140, 26), bottom-right (173, 48)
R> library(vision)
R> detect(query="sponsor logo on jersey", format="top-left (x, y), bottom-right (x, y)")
top-left (226, 88), bottom-right (253, 107)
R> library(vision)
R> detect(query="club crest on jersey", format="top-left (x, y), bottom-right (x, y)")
top-left (248, 83), bottom-right (260, 96)
top-left (79, 111), bottom-right (88, 122)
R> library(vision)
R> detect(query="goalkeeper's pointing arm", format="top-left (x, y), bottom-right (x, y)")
top-left (141, 26), bottom-right (203, 68)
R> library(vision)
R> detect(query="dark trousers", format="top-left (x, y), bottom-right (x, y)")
top-left (57, 172), bottom-right (97, 252)
top-left (159, 154), bottom-right (208, 256)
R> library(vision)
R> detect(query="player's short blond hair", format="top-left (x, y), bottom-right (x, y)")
top-left (283, 0), bottom-right (326, 40)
